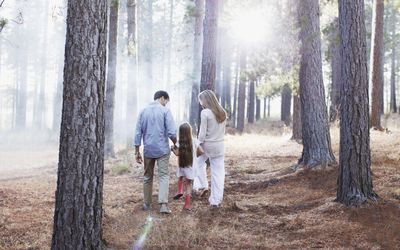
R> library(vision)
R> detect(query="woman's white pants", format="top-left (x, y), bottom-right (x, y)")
top-left (194, 154), bottom-right (225, 206)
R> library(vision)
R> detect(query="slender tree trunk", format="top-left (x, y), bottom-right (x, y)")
top-left (105, 0), bottom-right (119, 158)
top-left (297, 0), bottom-right (335, 167)
top-left (370, 0), bottom-right (384, 129)
top-left (263, 97), bottom-right (267, 119)
top-left (126, 0), bottom-right (138, 146)
top-left (221, 29), bottom-right (232, 115)
top-left (231, 52), bottom-right (240, 127)
top-left (198, 0), bottom-right (218, 127)
top-left (329, 18), bottom-right (341, 122)
top-left (53, 63), bottom-right (63, 132)
top-left (267, 97), bottom-right (271, 117)
top-left (15, 47), bottom-right (28, 130)
top-left (280, 83), bottom-right (292, 125)
top-left (337, 0), bottom-right (378, 206)
top-left (390, 8), bottom-right (397, 113)
top-left (256, 81), bottom-right (261, 121)
top-left (236, 48), bottom-right (247, 132)
top-left (247, 79), bottom-right (255, 123)
top-left (33, 0), bottom-right (49, 130)
top-left (291, 94), bottom-right (302, 141)
top-left (189, 0), bottom-right (204, 132)
top-left (138, 0), bottom-right (153, 93)
top-left (51, 0), bottom-right (107, 248)
top-left (166, 0), bottom-right (173, 88)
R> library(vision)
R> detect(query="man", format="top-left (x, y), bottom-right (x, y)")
top-left (134, 90), bottom-right (177, 214)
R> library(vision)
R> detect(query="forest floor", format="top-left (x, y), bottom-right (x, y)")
top-left (1, 117), bottom-right (400, 250)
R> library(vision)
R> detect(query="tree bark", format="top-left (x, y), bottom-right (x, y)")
top-left (263, 97), bottom-right (267, 119)
top-left (105, 0), bottom-right (119, 158)
top-left (51, 0), bottom-right (107, 248)
top-left (280, 83), bottom-right (292, 125)
top-left (198, 0), bottom-right (218, 128)
top-left (189, 0), bottom-right (204, 133)
top-left (329, 18), bottom-right (341, 122)
top-left (237, 48), bottom-right (247, 133)
top-left (247, 80), bottom-right (255, 123)
top-left (231, 51), bottom-right (240, 127)
top-left (370, 0), bottom-right (384, 129)
top-left (126, 0), bottom-right (138, 146)
top-left (390, 7), bottom-right (397, 113)
top-left (337, 0), bottom-right (378, 206)
top-left (291, 94), bottom-right (302, 141)
top-left (297, 0), bottom-right (335, 167)
top-left (221, 29), bottom-right (232, 116)
top-left (256, 82), bottom-right (261, 121)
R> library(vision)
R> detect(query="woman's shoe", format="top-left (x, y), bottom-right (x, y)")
top-left (199, 189), bottom-right (209, 198)
top-left (173, 178), bottom-right (184, 200)
top-left (183, 195), bottom-right (192, 210)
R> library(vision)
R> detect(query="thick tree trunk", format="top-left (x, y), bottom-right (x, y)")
top-left (198, 0), bottom-right (218, 127)
top-left (370, 0), bottom-right (384, 129)
top-left (329, 18), bottom-right (341, 122)
top-left (247, 80), bottom-right (255, 123)
top-left (189, 0), bottom-right (204, 133)
top-left (51, 0), bottom-right (107, 248)
top-left (291, 94), bottom-right (302, 141)
top-left (390, 8), bottom-right (397, 113)
top-left (337, 0), bottom-right (378, 206)
top-left (280, 83), bottom-right (292, 125)
top-left (105, 1), bottom-right (119, 158)
top-left (297, 0), bottom-right (335, 167)
top-left (237, 48), bottom-right (247, 132)
top-left (126, 0), bottom-right (138, 146)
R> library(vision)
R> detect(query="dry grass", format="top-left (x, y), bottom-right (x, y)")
top-left (1, 119), bottom-right (400, 249)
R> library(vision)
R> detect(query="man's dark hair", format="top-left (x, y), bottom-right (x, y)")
top-left (154, 90), bottom-right (169, 100)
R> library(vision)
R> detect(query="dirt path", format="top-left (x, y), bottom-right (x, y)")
top-left (1, 129), bottom-right (400, 249)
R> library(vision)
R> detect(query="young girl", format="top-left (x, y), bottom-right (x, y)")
top-left (194, 90), bottom-right (227, 207)
top-left (171, 122), bottom-right (204, 210)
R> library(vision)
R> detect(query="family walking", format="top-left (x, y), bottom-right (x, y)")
top-left (134, 90), bottom-right (227, 214)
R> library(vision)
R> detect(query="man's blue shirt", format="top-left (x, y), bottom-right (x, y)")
top-left (134, 101), bottom-right (177, 158)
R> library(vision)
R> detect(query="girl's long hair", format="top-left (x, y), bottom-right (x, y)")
top-left (178, 123), bottom-right (193, 168)
top-left (198, 90), bottom-right (227, 123)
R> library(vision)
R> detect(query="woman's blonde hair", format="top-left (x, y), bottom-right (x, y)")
top-left (198, 90), bottom-right (227, 123)
top-left (178, 122), bottom-right (193, 168)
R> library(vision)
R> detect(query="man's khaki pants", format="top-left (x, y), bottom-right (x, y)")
top-left (143, 153), bottom-right (170, 205)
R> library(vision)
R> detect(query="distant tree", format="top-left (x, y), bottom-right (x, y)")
top-left (247, 79), bottom-right (255, 123)
top-left (138, 0), bottom-right (153, 90)
top-left (126, 0), bottom-right (138, 146)
top-left (189, 0), bottom-right (204, 132)
top-left (370, 0), bottom-right (384, 129)
top-left (297, 0), bottom-right (335, 167)
top-left (280, 83), bottom-right (292, 125)
top-left (337, 0), bottom-right (378, 206)
top-left (292, 93), bottom-right (302, 141)
top-left (105, 0), bottom-right (119, 158)
top-left (237, 48), bottom-right (247, 133)
top-left (221, 29), bottom-right (232, 116)
top-left (51, 0), bottom-right (107, 248)
top-left (390, 4), bottom-right (397, 113)
top-left (326, 18), bottom-right (341, 122)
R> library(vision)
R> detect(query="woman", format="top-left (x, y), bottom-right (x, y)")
top-left (194, 90), bottom-right (227, 207)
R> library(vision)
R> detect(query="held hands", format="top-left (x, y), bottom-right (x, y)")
top-left (171, 144), bottom-right (179, 156)
top-left (135, 151), bottom-right (143, 164)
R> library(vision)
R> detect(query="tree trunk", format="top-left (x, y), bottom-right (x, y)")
top-left (166, 0), bottom-right (173, 88)
top-left (390, 8), bottom-right (397, 113)
top-left (370, 0), bottom-right (384, 129)
top-left (256, 82), bottom-right (261, 121)
top-left (337, 0), bottom-right (378, 206)
top-left (15, 48), bottom-right (28, 130)
top-left (189, 0), bottom-right (204, 132)
top-left (231, 52), bottom-right (240, 127)
top-left (329, 18), bottom-right (341, 122)
top-left (237, 48), bottom-right (247, 132)
top-left (291, 94), bottom-right (302, 141)
top-left (105, 0), bottom-right (119, 158)
top-left (33, 0), bottom-right (49, 130)
top-left (221, 29), bottom-right (232, 116)
top-left (138, 0), bottom-right (153, 92)
top-left (51, 0), bottom-right (107, 248)
top-left (126, 0), bottom-right (138, 146)
top-left (198, 0), bottom-right (218, 127)
top-left (280, 83), bottom-right (292, 125)
top-left (199, 0), bottom-right (218, 92)
top-left (297, 0), bottom-right (335, 167)
top-left (53, 63), bottom-right (63, 132)
top-left (267, 97), bottom-right (271, 117)
top-left (247, 80), bottom-right (255, 123)
top-left (263, 97), bottom-right (267, 119)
